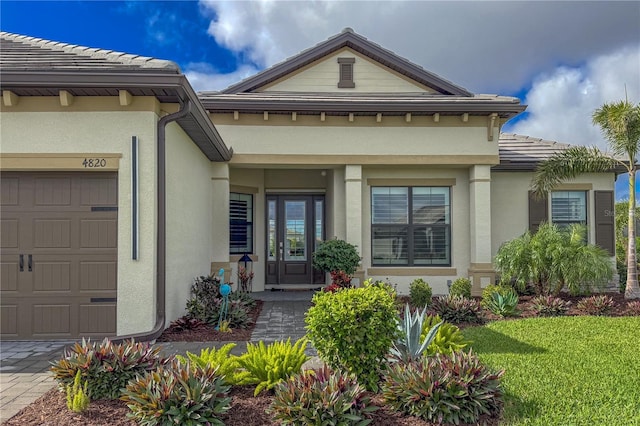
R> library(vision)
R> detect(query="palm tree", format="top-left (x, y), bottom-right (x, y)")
top-left (531, 100), bottom-right (640, 299)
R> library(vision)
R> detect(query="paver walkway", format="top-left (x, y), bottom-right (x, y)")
top-left (0, 290), bottom-right (315, 422)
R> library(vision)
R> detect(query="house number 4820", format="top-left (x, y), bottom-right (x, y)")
top-left (82, 158), bottom-right (107, 168)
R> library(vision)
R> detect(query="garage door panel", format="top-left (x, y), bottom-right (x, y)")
top-left (34, 177), bottom-right (72, 206)
top-left (1, 262), bottom-right (19, 291)
top-left (80, 177), bottom-right (118, 206)
top-left (34, 219), bottom-right (72, 248)
top-left (0, 171), bottom-right (117, 340)
top-left (1, 304), bottom-right (18, 336)
top-left (32, 304), bottom-right (71, 336)
top-left (80, 219), bottom-right (117, 248)
top-left (79, 304), bottom-right (116, 334)
top-left (80, 261), bottom-right (117, 291)
top-left (34, 261), bottom-right (71, 291)
top-left (1, 219), bottom-right (19, 248)
top-left (1, 177), bottom-right (19, 205)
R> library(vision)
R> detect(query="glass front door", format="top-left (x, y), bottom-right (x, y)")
top-left (266, 195), bottom-right (325, 285)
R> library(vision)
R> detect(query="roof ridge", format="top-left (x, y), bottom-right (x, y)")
top-left (0, 31), bottom-right (180, 71)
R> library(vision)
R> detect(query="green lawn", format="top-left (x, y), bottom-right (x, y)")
top-left (463, 316), bottom-right (640, 426)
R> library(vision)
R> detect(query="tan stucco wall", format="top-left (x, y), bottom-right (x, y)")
top-left (165, 122), bottom-right (217, 324)
top-left (214, 117), bottom-right (498, 162)
top-left (491, 171), bottom-right (617, 256)
top-left (0, 103), bottom-right (159, 335)
top-left (262, 48), bottom-right (433, 93)
top-left (362, 166), bottom-right (471, 295)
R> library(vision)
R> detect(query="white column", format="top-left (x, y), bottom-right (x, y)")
top-left (345, 165), bottom-right (363, 278)
top-left (210, 162), bottom-right (230, 281)
top-left (469, 165), bottom-right (494, 295)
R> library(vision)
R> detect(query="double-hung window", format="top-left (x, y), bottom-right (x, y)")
top-left (229, 192), bottom-right (253, 254)
top-left (551, 191), bottom-right (587, 230)
top-left (371, 187), bottom-right (451, 266)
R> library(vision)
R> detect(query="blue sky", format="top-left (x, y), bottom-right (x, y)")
top-left (1, 1), bottom-right (638, 201)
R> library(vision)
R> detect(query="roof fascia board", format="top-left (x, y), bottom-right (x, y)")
top-left (201, 99), bottom-right (526, 116)
top-left (221, 31), bottom-right (472, 96)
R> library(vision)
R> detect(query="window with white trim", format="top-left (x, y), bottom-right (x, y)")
top-left (230, 192), bottom-right (253, 254)
top-left (371, 187), bottom-right (451, 266)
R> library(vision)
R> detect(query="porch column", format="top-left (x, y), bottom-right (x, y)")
top-left (468, 165), bottom-right (494, 296)
top-left (210, 162), bottom-right (231, 282)
top-left (345, 165), bottom-right (364, 283)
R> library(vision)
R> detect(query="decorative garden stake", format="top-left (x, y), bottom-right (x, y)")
top-left (216, 268), bottom-right (231, 330)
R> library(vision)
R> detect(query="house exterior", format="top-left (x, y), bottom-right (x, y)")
top-left (0, 29), bottom-right (617, 340)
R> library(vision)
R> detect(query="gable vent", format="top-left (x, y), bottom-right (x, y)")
top-left (338, 57), bottom-right (355, 88)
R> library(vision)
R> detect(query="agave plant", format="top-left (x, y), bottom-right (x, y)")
top-left (486, 289), bottom-right (519, 317)
top-left (389, 304), bottom-right (442, 363)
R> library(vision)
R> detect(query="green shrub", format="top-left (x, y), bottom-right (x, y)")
top-left (121, 359), bottom-right (230, 426)
top-left (576, 295), bottom-right (615, 316)
top-left (389, 305), bottom-right (442, 363)
top-left (626, 300), bottom-right (640, 316)
top-left (486, 288), bottom-right (520, 317)
top-left (450, 277), bottom-right (472, 298)
top-left (495, 223), bottom-right (614, 296)
top-left (306, 280), bottom-right (398, 391)
top-left (382, 350), bottom-right (504, 425)
top-left (176, 343), bottom-right (252, 386)
top-left (430, 295), bottom-right (484, 324)
top-left (237, 338), bottom-right (309, 396)
top-left (66, 370), bottom-right (89, 413)
top-left (270, 365), bottom-right (377, 425)
top-left (529, 295), bottom-right (571, 317)
top-left (185, 275), bottom-right (255, 328)
top-left (420, 314), bottom-right (469, 355)
top-left (312, 239), bottom-right (361, 275)
top-left (409, 278), bottom-right (432, 307)
top-left (50, 338), bottom-right (167, 400)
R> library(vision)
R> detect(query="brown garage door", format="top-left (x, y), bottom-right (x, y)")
top-left (1, 172), bottom-right (117, 340)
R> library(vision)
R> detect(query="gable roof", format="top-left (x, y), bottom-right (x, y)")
top-left (0, 32), bottom-right (230, 161)
top-left (221, 28), bottom-right (472, 96)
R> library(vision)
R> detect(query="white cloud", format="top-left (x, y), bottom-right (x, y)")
top-left (505, 44), bottom-right (640, 151)
top-left (185, 63), bottom-right (260, 92)
top-left (198, 0), bottom-right (640, 93)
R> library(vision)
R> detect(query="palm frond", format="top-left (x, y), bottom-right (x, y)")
top-left (592, 101), bottom-right (640, 161)
top-left (531, 146), bottom-right (617, 197)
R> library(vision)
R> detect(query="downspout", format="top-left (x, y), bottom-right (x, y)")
top-left (114, 99), bottom-right (192, 343)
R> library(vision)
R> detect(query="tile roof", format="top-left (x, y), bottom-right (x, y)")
top-left (0, 32), bottom-right (178, 72)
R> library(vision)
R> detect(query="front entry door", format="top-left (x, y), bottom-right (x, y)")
top-left (266, 195), bottom-right (325, 285)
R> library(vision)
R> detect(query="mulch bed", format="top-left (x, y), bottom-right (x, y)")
top-left (155, 300), bottom-right (263, 342)
top-left (3, 386), bottom-right (498, 426)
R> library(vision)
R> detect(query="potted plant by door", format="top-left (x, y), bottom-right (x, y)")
top-left (312, 239), bottom-right (361, 290)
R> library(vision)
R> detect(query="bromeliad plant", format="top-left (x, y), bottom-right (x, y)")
top-left (430, 295), bottom-right (484, 324)
top-left (122, 359), bottom-right (230, 426)
top-left (269, 366), bottom-right (378, 425)
top-left (382, 350), bottom-right (504, 425)
top-left (389, 304), bottom-right (442, 363)
top-left (486, 288), bottom-right (520, 317)
top-left (420, 314), bottom-right (469, 356)
top-left (576, 295), bottom-right (615, 316)
top-left (529, 295), bottom-right (571, 317)
top-left (50, 338), bottom-right (167, 400)
top-left (237, 338), bottom-right (309, 396)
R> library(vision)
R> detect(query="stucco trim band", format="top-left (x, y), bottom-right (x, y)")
top-left (367, 178), bottom-right (456, 187)
top-left (367, 267), bottom-right (457, 276)
top-left (0, 153), bottom-right (122, 171)
top-left (231, 154), bottom-right (499, 165)
top-left (230, 185), bottom-right (259, 194)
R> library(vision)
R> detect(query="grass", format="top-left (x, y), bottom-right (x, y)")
top-left (463, 316), bottom-right (640, 426)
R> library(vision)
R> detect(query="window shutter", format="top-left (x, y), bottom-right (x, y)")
top-left (594, 190), bottom-right (615, 256)
top-left (528, 191), bottom-right (548, 232)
